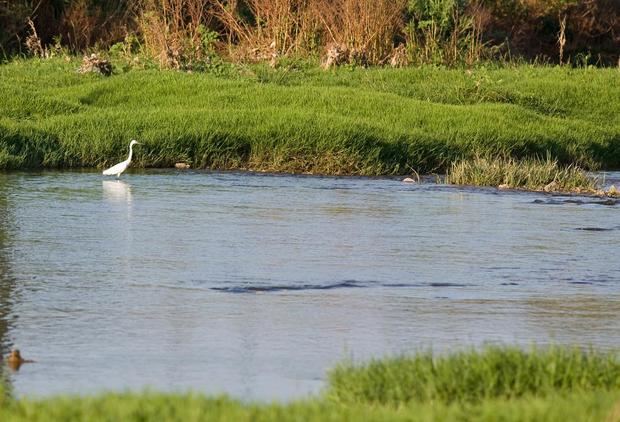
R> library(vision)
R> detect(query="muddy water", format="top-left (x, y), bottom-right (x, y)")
top-left (0, 170), bottom-right (618, 400)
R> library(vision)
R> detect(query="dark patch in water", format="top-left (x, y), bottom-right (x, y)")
top-left (383, 283), bottom-right (414, 288)
top-left (385, 282), bottom-right (470, 288)
top-left (212, 280), bottom-right (472, 293)
top-left (501, 282), bottom-right (519, 286)
top-left (534, 198), bottom-right (618, 206)
top-left (575, 227), bottom-right (614, 232)
top-left (211, 280), bottom-right (367, 293)
top-left (569, 281), bottom-right (593, 285)
top-left (578, 278), bottom-right (612, 285)
top-left (428, 282), bottom-right (469, 287)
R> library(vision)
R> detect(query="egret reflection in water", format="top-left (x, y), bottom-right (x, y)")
top-left (102, 179), bottom-right (134, 272)
top-left (102, 180), bottom-right (132, 203)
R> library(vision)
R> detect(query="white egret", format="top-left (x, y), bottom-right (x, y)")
top-left (103, 140), bottom-right (140, 178)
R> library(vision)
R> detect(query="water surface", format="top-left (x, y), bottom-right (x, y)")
top-left (0, 170), bottom-right (619, 400)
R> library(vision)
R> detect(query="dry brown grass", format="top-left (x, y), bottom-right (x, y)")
top-left (212, 0), bottom-right (405, 65)
top-left (62, 0), bottom-right (104, 51)
top-left (138, 0), bottom-right (213, 68)
top-left (212, 0), bottom-right (321, 63)
top-left (313, 0), bottom-right (406, 65)
top-left (24, 18), bottom-right (45, 57)
top-left (5, 0), bottom-right (618, 67)
top-left (60, 0), bottom-right (134, 51)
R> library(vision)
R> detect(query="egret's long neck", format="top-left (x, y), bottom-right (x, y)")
top-left (127, 144), bottom-right (134, 162)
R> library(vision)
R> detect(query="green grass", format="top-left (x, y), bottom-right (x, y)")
top-left (0, 347), bottom-right (620, 422)
top-left (446, 155), bottom-right (600, 192)
top-left (327, 346), bottom-right (620, 406)
top-left (1, 347), bottom-right (619, 421)
top-left (1, 58), bottom-right (620, 174)
top-left (0, 390), bottom-right (618, 421)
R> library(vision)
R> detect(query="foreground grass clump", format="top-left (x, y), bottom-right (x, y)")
top-left (327, 346), bottom-right (620, 405)
top-left (0, 390), bottom-right (619, 422)
top-left (1, 59), bottom-right (620, 174)
top-left (1, 347), bottom-right (620, 421)
top-left (446, 156), bottom-right (599, 192)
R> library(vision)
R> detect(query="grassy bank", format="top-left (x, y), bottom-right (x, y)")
top-left (1, 347), bottom-right (619, 421)
top-left (1, 58), bottom-right (620, 175)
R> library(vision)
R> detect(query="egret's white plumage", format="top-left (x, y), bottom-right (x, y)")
top-left (103, 140), bottom-right (140, 178)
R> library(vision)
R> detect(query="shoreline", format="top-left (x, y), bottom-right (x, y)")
top-left (2, 167), bottom-right (619, 200)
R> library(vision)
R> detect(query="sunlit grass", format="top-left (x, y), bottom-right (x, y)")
top-left (1, 58), bottom-right (619, 174)
top-left (327, 346), bottom-right (620, 406)
top-left (446, 156), bottom-right (599, 192)
top-left (0, 391), bottom-right (618, 421)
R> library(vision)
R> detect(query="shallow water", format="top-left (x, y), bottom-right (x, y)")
top-left (0, 170), bottom-right (619, 400)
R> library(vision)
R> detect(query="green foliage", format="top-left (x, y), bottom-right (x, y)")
top-left (198, 26), bottom-right (218, 55)
top-left (405, 0), bottom-right (483, 65)
top-left (408, 0), bottom-right (467, 28)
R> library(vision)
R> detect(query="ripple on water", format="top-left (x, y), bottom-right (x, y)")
top-left (210, 280), bottom-right (476, 294)
top-left (210, 280), bottom-right (367, 293)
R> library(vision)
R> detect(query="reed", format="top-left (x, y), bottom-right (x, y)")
top-left (213, 0), bottom-right (322, 62)
top-left (137, 0), bottom-right (217, 70)
top-left (314, 0), bottom-right (406, 66)
top-left (212, 0), bottom-right (405, 65)
top-left (445, 155), bottom-right (599, 192)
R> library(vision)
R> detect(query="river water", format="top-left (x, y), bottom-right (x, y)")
top-left (0, 170), bottom-right (619, 400)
